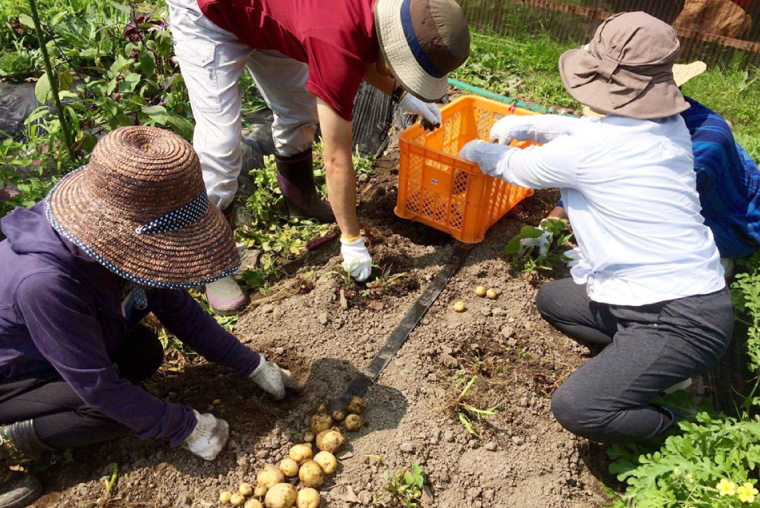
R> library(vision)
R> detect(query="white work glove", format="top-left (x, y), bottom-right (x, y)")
top-left (518, 219), bottom-right (554, 257)
top-left (399, 93), bottom-right (442, 128)
top-left (490, 115), bottom-right (532, 145)
top-left (341, 235), bottom-right (372, 282)
top-left (457, 140), bottom-right (513, 178)
top-left (249, 355), bottom-right (301, 401)
top-left (182, 410), bottom-right (229, 461)
top-left (563, 247), bottom-right (585, 268)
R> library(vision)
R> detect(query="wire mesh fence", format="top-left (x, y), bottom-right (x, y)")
top-left (459, 0), bottom-right (760, 67)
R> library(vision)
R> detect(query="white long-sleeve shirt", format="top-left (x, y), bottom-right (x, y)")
top-left (477, 114), bottom-right (724, 306)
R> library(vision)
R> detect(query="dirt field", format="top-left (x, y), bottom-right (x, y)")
top-left (30, 143), bottom-right (614, 508)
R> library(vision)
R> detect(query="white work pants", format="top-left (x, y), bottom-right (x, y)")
top-left (166, 0), bottom-right (319, 209)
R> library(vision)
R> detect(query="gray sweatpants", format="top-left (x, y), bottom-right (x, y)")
top-left (536, 278), bottom-right (734, 443)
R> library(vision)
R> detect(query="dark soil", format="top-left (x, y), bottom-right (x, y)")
top-left (30, 137), bottom-right (612, 508)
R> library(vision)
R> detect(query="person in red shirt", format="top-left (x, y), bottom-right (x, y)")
top-left (166, 0), bottom-right (471, 314)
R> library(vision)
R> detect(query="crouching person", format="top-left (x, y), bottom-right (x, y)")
top-left (0, 127), bottom-right (299, 507)
top-left (459, 13), bottom-right (733, 444)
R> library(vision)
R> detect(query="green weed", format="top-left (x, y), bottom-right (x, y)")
top-left (376, 464), bottom-right (426, 508)
top-left (505, 218), bottom-right (574, 278)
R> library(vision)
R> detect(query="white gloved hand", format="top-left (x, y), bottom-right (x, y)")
top-left (182, 410), bottom-right (229, 461)
top-left (399, 93), bottom-right (442, 128)
top-left (341, 235), bottom-right (372, 282)
top-left (563, 246), bottom-right (585, 268)
top-left (490, 115), bottom-right (532, 145)
top-left (518, 219), bottom-right (555, 257)
top-left (249, 354), bottom-right (301, 401)
top-left (457, 140), bottom-right (513, 178)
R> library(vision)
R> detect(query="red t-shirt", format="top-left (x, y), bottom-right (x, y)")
top-left (198, 0), bottom-right (378, 121)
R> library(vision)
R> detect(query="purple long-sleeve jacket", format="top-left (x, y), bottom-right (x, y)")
top-left (0, 202), bottom-right (260, 446)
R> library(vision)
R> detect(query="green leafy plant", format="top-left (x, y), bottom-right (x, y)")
top-left (377, 464), bottom-right (426, 508)
top-left (505, 218), bottom-right (573, 276)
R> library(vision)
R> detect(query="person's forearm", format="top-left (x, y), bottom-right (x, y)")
top-left (363, 63), bottom-right (395, 96)
top-left (324, 153), bottom-right (361, 238)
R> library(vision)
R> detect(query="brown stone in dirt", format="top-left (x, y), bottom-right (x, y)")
top-left (441, 353), bottom-right (458, 368)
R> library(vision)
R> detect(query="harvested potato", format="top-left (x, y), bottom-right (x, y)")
top-left (313, 451), bottom-right (337, 474)
top-left (316, 404), bottom-right (328, 414)
top-left (231, 493), bottom-right (246, 506)
top-left (298, 460), bottom-right (325, 488)
top-left (331, 409), bottom-right (346, 422)
top-left (279, 458), bottom-right (299, 477)
top-left (344, 414), bottom-right (362, 432)
top-left (453, 301), bottom-right (466, 312)
top-left (346, 396), bottom-right (364, 415)
top-left (486, 289), bottom-right (498, 300)
top-left (296, 488), bottom-right (321, 508)
top-left (310, 413), bottom-right (333, 435)
top-left (245, 500), bottom-right (264, 508)
top-left (240, 483), bottom-right (254, 496)
top-left (264, 483), bottom-right (297, 508)
top-left (254, 485), bottom-right (268, 498)
top-left (303, 431), bottom-right (315, 443)
top-left (220, 491), bottom-right (233, 504)
top-left (289, 443), bottom-right (313, 463)
top-left (475, 285), bottom-right (486, 297)
top-left (316, 429), bottom-right (345, 453)
top-left (257, 464), bottom-right (285, 489)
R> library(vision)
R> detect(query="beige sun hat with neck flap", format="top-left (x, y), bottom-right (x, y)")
top-left (375, 0), bottom-right (471, 102)
top-left (560, 11), bottom-right (689, 120)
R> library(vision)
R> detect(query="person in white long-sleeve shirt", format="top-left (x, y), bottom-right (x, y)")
top-left (459, 12), bottom-right (733, 444)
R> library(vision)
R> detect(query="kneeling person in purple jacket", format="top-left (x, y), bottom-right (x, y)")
top-left (0, 127), bottom-right (298, 507)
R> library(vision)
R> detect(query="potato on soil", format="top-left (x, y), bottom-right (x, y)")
top-left (475, 285), bottom-right (487, 297)
top-left (453, 300), bottom-right (466, 312)
top-left (239, 483), bottom-right (254, 496)
top-left (289, 443), bottom-right (313, 463)
top-left (346, 396), bottom-right (364, 415)
top-left (344, 414), bottom-right (362, 432)
top-left (296, 488), bottom-right (321, 508)
top-left (303, 431), bottom-right (315, 443)
top-left (231, 493), bottom-right (246, 506)
top-left (310, 413), bottom-right (333, 434)
top-left (279, 458), bottom-right (299, 477)
top-left (245, 500), bottom-right (264, 508)
top-left (316, 429), bottom-right (345, 453)
top-left (331, 409), bottom-right (346, 422)
top-left (298, 460), bottom-right (325, 488)
top-left (486, 288), bottom-right (498, 300)
top-left (313, 451), bottom-right (337, 474)
top-left (257, 464), bottom-right (285, 489)
top-left (316, 404), bottom-right (328, 414)
top-left (254, 485), bottom-right (268, 497)
top-left (220, 491), bottom-right (233, 504)
top-left (264, 483), bottom-right (297, 508)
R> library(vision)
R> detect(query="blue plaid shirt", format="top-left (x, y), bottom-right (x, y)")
top-left (683, 97), bottom-right (760, 258)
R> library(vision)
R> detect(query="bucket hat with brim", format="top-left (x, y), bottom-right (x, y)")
top-left (375, 0), bottom-right (471, 102)
top-left (582, 60), bottom-right (707, 118)
top-left (45, 126), bottom-right (239, 289)
top-left (560, 11), bottom-right (689, 120)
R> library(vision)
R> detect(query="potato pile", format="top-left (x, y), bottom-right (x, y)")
top-left (218, 396), bottom-right (366, 508)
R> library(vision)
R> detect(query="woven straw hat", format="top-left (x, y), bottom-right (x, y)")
top-left (375, 0), bottom-right (470, 102)
top-left (45, 126), bottom-right (239, 289)
top-left (560, 12), bottom-right (689, 120)
top-left (582, 61), bottom-right (707, 118)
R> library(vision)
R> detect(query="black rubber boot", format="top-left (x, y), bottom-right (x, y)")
top-left (275, 149), bottom-right (335, 223)
top-left (0, 421), bottom-right (51, 508)
top-left (0, 469), bottom-right (41, 508)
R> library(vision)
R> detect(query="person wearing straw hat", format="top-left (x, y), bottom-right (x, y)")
top-left (165, 0), bottom-right (471, 314)
top-left (511, 60), bottom-right (760, 272)
top-left (458, 12), bottom-right (734, 444)
top-left (0, 127), bottom-right (299, 507)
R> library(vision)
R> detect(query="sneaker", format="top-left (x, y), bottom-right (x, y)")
top-left (0, 469), bottom-right (42, 508)
top-left (206, 276), bottom-right (246, 315)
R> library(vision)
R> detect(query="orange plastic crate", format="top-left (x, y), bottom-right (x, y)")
top-left (395, 95), bottom-right (537, 244)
